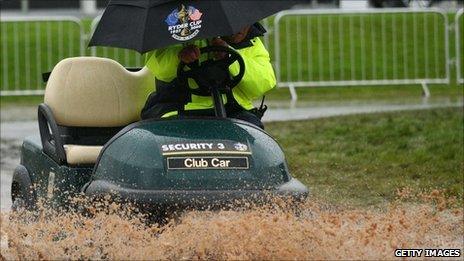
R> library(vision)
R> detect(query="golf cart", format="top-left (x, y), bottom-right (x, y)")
top-left (11, 46), bottom-right (309, 214)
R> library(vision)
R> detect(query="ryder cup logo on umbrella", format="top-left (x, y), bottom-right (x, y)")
top-left (165, 4), bottom-right (203, 41)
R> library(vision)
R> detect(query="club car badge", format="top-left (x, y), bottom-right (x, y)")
top-left (165, 4), bottom-right (203, 41)
top-left (234, 143), bottom-right (248, 152)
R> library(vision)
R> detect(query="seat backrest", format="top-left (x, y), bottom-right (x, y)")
top-left (45, 57), bottom-right (153, 127)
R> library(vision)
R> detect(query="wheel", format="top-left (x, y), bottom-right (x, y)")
top-left (11, 165), bottom-right (36, 211)
top-left (11, 181), bottom-right (35, 211)
top-left (11, 196), bottom-right (27, 212)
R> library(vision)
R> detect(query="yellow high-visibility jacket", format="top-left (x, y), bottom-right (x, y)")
top-left (145, 37), bottom-right (276, 116)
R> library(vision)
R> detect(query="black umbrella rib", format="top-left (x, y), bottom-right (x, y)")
top-left (140, 8), bottom-right (150, 53)
top-left (218, 0), bottom-right (238, 36)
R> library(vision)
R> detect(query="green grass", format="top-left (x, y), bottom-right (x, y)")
top-left (267, 83), bottom-right (463, 102)
top-left (0, 95), bottom-right (43, 107)
top-left (266, 107), bottom-right (464, 207)
top-left (1, 12), bottom-right (463, 94)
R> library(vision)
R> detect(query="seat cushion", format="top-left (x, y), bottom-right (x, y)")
top-left (44, 57), bottom-right (154, 127)
top-left (64, 145), bottom-right (103, 165)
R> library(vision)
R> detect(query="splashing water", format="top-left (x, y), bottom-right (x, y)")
top-left (1, 190), bottom-right (462, 260)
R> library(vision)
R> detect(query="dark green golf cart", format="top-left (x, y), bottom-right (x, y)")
top-left (11, 47), bottom-right (309, 214)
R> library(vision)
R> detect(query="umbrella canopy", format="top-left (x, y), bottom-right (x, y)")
top-left (89, 0), bottom-right (303, 53)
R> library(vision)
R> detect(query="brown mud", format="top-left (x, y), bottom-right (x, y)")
top-left (0, 190), bottom-right (462, 260)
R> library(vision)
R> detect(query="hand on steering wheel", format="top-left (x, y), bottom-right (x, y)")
top-left (177, 45), bottom-right (245, 95)
top-left (178, 45), bottom-right (201, 64)
top-left (211, 38), bottom-right (229, 60)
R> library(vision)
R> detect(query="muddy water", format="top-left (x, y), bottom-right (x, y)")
top-left (0, 195), bottom-right (462, 260)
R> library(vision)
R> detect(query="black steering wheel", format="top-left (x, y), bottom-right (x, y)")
top-left (177, 45), bottom-right (245, 96)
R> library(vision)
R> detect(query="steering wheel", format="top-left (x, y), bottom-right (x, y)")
top-left (177, 45), bottom-right (245, 96)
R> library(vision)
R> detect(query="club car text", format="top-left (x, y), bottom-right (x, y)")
top-left (167, 156), bottom-right (249, 170)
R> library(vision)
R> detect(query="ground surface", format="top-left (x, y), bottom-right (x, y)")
top-left (1, 106), bottom-right (463, 260)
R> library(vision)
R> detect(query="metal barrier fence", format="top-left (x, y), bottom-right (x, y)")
top-left (0, 16), bottom-right (84, 96)
top-left (1, 9), bottom-right (462, 96)
top-left (456, 8), bottom-right (464, 85)
top-left (273, 8), bottom-right (451, 100)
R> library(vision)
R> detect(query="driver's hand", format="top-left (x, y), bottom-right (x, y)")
top-left (211, 38), bottom-right (229, 60)
top-left (179, 45), bottom-right (200, 64)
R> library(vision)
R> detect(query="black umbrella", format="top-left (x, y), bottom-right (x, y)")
top-left (89, 0), bottom-right (303, 53)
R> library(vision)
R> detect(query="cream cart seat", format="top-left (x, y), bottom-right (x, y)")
top-left (39, 57), bottom-right (153, 165)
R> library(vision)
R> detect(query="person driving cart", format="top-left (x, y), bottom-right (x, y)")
top-left (141, 23), bottom-right (276, 129)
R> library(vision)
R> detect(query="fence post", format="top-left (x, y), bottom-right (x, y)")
top-left (444, 11), bottom-right (451, 85)
top-left (80, 0), bottom-right (97, 16)
top-left (421, 82), bottom-right (430, 97)
top-left (21, 0), bottom-right (29, 13)
top-left (289, 83), bottom-right (298, 101)
top-left (456, 9), bottom-right (463, 85)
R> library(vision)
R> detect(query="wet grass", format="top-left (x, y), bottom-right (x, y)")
top-left (0, 95), bottom-right (43, 108)
top-left (266, 83), bottom-right (463, 102)
top-left (266, 107), bottom-right (464, 207)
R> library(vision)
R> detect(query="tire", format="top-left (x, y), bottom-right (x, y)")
top-left (11, 165), bottom-right (36, 211)
top-left (11, 196), bottom-right (27, 212)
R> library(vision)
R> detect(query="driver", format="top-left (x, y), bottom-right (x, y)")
top-left (141, 23), bottom-right (276, 129)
